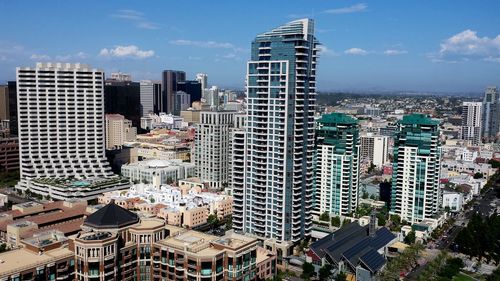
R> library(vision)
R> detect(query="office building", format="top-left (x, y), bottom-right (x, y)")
top-left (196, 73), bottom-right (208, 92)
top-left (177, 80), bottom-right (202, 103)
top-left (482, 86), bottom-right (499, 141)
top-left (15, 63), bottom-right (118, 197)
top-left (104, 79), bottom-right (141, 128)
top-left (195, 111), bottom-right (235, 189)
top-left (232, 19), bottom-right (319, 245)
top-left (174, 91), bottom-right (191, 115)
top-left (161, 70), bottom-right (186, 114)
top-left (461, 101), bottom-right (482, 146)
top-left (139, 80), bottom-right (161, 116)
top-left (110, 72), bottom-right (132, 82)
top-left (204, 86), bottom-right (220, 109)
top-left (105, 114), bottom-right (137, 149)
top-left (0, 82), bottom-right (18, 136)
top-left (360, 133), bottom-right (389, 168)
top-left (390, 114), bottom-right (441, 224)
top-left (121, 159), bottom-right (195, 184)
top-left (0, 137), bottom-right (19, 172)
top-left (314, 113), bottom-right (360, 217)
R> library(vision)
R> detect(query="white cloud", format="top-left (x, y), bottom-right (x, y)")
top-left (484, 56), bottom-right (500, 63)
top-left (384, 49), bottom-right (408, 55)
top-left (111, 9), bottom-right (160, 30)
top-left (317, 45), bottom-right (338, 57)
top-left (170, 39), bottom-right (234, 49)
top-left (30, 54), bottom-right (51, 61)
top-left (344, 48), bottom-right (368, 55)
top-left (434, 29), bottom-right (500, 62)
top-left (324, 3), bottom-right (367, 14)
top-left (99, 45), bottom-right (154, 59)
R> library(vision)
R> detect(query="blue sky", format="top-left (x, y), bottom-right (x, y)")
top-left (1, 0), bottom-right (500, 92)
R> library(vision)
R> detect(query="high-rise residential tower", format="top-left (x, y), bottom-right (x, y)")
top-left (232, 19), bottom-right (319, 244)
top-left (313, 113), bottom-right (360, 217)
top-left (461, 101), bottom-right (483, 146)
top-left (105, 114), bottom-right (137, 149)
top-left (161, 70), bottom-right (186, 114)
top-left (482, 86), bottom-right (499, 141)
top-left (390, 114), bottom-right (441, 224)
top-left (16, 63), bottom-right (113, 189)
top-left (360, 133), bottom-right (389, 168)
top-left (195, 110), bottom-right (235, 189)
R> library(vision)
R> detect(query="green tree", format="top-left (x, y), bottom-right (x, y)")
top-left (300, 262), bottom-right (315, 280)
top-left (362, 190), bottom-right (369, 199)
top-left (335, 271), bottom-right (347, 281)
top-left (225, 215), bottom-right (233, 230)
top-left (318, 264), bottom-right (334, 280)
top-left (331, 216), bottom-right (341, 227)
top-left (0, 243), bottom-right (7, 253)
top-left (404, 230), bottom-right (416, 244)
top-left (473, 172), bottom-right (483, 179)
top-left (319, 212), bottom-right (330, 222)
top-left (207, 214), bottom-right (219, 225)
top-left (166, 177), bottom-right (174, 184)
top-left (377, 213), bottom-right (386, 226)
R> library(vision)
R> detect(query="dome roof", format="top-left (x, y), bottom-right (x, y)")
top-left (146, 159), bottom-right (169, 168)
top-left (84, 201), bottom-right (139, 229)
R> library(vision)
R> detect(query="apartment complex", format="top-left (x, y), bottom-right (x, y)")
top-left (390, 114), bottom-right (442, 224)
top-left (105, 114), bottom-right (137, 149)
top-left (195, 111), bottom-right (235, 189)
top-left (360, 133), bottom-right (389, 168)
top-left (314, 113), bottom-right (360, 217)
top-left (15, 63), bottom-right (115, 198)
top-left (232, 18), bottom-right (319, 245)
top-left (461, 101), bottom-right (482, 146)
top-left (482, 86), bottom-right (499, 141)
top-left (121, 159), bottom-right (195, 184)
top-left (0, 202), bottom-right (276, 281)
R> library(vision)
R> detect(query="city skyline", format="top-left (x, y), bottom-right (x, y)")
top-left (0, 1), bottom-right (499, 93)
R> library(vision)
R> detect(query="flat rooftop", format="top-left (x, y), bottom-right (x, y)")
top-left (0, 247), bottom-right (73, 277)
top-left (213, 231), bottom-right (257, 250)
top-left (157, 230), bottom-right (221, 256)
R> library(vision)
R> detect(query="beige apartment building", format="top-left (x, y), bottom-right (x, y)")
top-left (105, 114), bottom-right (137, 149)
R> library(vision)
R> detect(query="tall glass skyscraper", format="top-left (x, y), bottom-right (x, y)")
top-left (313, 113), bottom-right (360, 217)
top-left (482, 86), bottom-right (499, 141)
top-left (232, 19), bottom-right (319, 243)
top-left (390, 114), bottom-right (441, 224)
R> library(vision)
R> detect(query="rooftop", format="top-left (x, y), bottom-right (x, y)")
top-left (318, 112), bottom-right (359, 125)
top-left (0, 246), bottom-right (73, 277)
top-left (399, 113), bottom-right (440, 126)
top-left (84, 201), bottom-right (139, 229)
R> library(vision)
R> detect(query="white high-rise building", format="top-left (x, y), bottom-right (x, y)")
top-left (360, 133), bottom-right (389, 168)
top-left (195, 110), bottom-right (235, 189)
top-left (461, 102), bottom-right (482, 146)
top-left (105, 114), bottom-right (137, 149)
top-left (16, 63), bottom-right (114, 191)
top-left (232, 19), bottom-right (319, 244)
top-left (314, 113), bottom-right (360, 217)
top-left (196, 73), bottom-right (208, 92)
top-left (390, 114), bottom-right (441, 224)
top-left (110, 72), bottom-right (131, 82)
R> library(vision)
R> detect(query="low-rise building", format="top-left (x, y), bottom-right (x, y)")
top-left (442, 188), bottom-right (464, 212)
top-left (121, 159), bottom-right (195, 184)
top-left (0, 201), bottom-right (276, 281)
top-left (26, 177), bottom-right (130, 201)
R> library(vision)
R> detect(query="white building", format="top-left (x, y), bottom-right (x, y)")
top-left (105, 114), bottom-right (137, 149)
top-left (314, 113), bottom-right (360, 217)
top-left (195, 111), bottom-right (235, 189)
top-left (360, 133), bottom-right (389, 168)
top-left (442, 188), bottom-right (464, 212)
top-left (121, 159), bottom-right (195, 184)
top-left (15, 63), bottom-right (114, 196)
top-left (390, 114), bottom-right (441, 224)
top-left (110, 72), bottom-right (131, 82)
top-left (461, 102), bottom-right (482, 146)
top-left (232, 19), bottom-right (318, 243)
top-left (196, 73), bottom-right (208, 92)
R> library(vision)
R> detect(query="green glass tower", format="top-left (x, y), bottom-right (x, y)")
top-left (314, 113), bottom-right (360, 216)
top-left (390, 114), bottom-right (441, 223)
